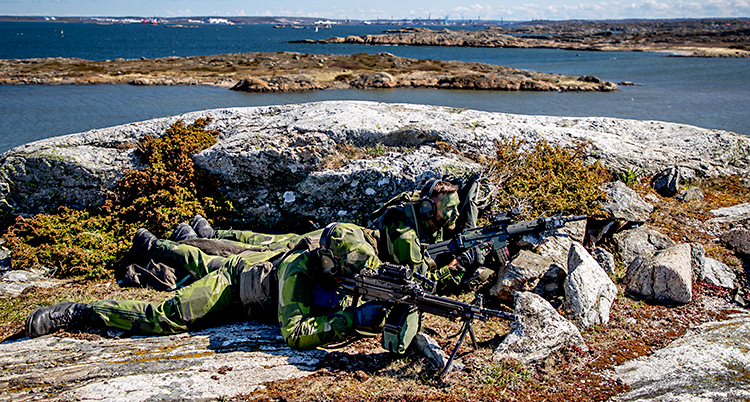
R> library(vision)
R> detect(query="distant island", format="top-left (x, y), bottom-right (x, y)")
top-left (2, 16), bottom-right (747, 57)
top-left (0, 52), bottom-right (617, 92)
top-left (295, 19), bottom-right (750, 58)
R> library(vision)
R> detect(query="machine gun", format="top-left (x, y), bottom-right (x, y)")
top-left (336, 263), bottom-right (514, 377)
top-left (426, 213), bottom-right (588, 268)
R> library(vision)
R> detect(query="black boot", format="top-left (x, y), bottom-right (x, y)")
top-left (25, 302), bottom-right (97, 338)
top-left (190, 214), bottom-right (216, 239)
top-left (133, 228), bottom-right (157, 254)
top-left (170, 222), bottom-right (198, 241)
top-left (119, 228), bottom-right (157, 269)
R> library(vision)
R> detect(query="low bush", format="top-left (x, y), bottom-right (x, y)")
top-left (2, 118), bottom-right (232, 280)
top-left (491, 138), bottom-right (610, 219)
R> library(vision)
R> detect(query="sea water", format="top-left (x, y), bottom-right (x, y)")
top-left (1, 21), bottom-right (748, 152)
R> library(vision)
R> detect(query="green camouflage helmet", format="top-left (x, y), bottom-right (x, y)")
top-left (320, 223), bottom-right (381, 275)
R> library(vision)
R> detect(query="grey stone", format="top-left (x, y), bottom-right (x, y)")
top-left (2, 101), bottom-right (749, 227)
top-left (520, 219), bottom-right (587, 267)
top-left (700, 258), bottom-right (736, 289)
top-left (489, 250), bottom-right (554, 301)
top-left (0, 321), bottom-right (326, 402)
top-left (414, 332), bottom-right (464, 373)
top-left (623, 243), bottom-right (693, 304)
top-left (720, 229), bottom-right (750, 255)
top-left (676, 186), bottom-right (704, 202)
top-left (613, 226), bottom-right (677, 267)
top-left (591, 247), bottom-right (616, 275)
top-left (651, 166), bottom-right (681, 197)
top-left (612, 313), bottom-right (750, 402)
top-left (690, 242), bottom-right (706, 281)
top-left (599, 181), bottom-right (654, 223)
top-left (564, 243), bottom-right (618, 329)
top-left (492, 292), bottom-right (588, 364)
top-left (710, 203), bottom-right (750, 224)
top-left (1, 269), bottom-right (44, 283)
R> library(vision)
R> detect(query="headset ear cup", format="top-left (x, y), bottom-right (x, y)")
top-left (418, 198), bottom-right (436, 219)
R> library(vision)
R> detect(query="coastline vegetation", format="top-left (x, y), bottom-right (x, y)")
top-left (2, 118), bottom-right (232, 280)
top-left (0, 122), bottom-right (747, 401)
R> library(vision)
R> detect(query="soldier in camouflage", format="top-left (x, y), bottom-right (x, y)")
top-left (24, 223), bottom-right (402, 351)
top-left (369, 177), bottom-right (489, 293)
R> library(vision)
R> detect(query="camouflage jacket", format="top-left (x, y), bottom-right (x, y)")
top-left (276, 249), bottom-right (356, 349)
top-left (370, 203), bottom-right (452, 289)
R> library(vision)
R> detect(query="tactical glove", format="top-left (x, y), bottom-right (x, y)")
top-left (456, 245), bottom-right (486, 271)
top-left (352, 301), bottom-right (389, 334)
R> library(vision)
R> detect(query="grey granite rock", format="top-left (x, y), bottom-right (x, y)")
top-left (591, 247), bottom-right (616, 275)
top-left (700, 257), bottom-right (736, 289)
top-left (490, 250), bottom-right (554, 301)
top-left (1, 101), bottom-right (748, 227)
top-left (599, 181), bottom-right (654, 223)
top-left (492, 292), bottom-right (588, 364)
top-left (651, 166), bottom-right (681, 197)
top-left (623, 243), bottom-right (694, 304)
top-left (612, 313), bottom-right (750, 402)
top-left (564, 243), bottom-right (618, 329)
top-left (709, 203), bottom-right (750, 224)
top-left (613, 226), bottom-right (677, 268)
top-left (0, 321), bottom-right (326, 402)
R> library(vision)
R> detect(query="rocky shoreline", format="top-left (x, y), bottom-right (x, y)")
top-left (296, 19), bottom-right (750, 58)
top-left (0, 52), bottom-right (617, 92)
top-left (1, 101), bottom-right (749, 401)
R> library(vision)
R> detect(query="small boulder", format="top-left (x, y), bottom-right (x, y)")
top-left (599, 181), bottom-right (654, 223)
top-left (490, 250), bottom-right (554, 301)
top-left (520, 219), bottom-right (587, 267)
top-left (710, 203), bottom-right (750, 224)
top-left (591, 247), bottom-right (616, 276)
top-left (676, 187), bottom-right (704, 202)
top-left (699, 258), bottom-right (736, 289)
top-left (651, 166), bottom-right (681, 197)
top-left (613, 226), bottom-right (676, 267)
top-left (720, 229), bottom-right (750, 254)
top-left (623, 243), bottom-right (693, 304)
top-left (564, 243), bottom-right (618, 329)
top-left (492, 292), bottom-right (588, 364)
top-left (414, 333), bottom-right (464, 373)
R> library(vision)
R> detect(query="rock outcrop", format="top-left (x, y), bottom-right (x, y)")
top-left (0, 321), bottom-right (326, 401)
top-left (623, 243), bottom-right (694, 304)
top-left (297, 21), bottom-right (750, 58)
top-left (612, 313), bottom-right (750, 401)
top-left (2, 101), bottom-right (747, 228)
top-left (492, 292), bottom-right (588, 363)
top-left (564, 243), bottom-right (618, 329)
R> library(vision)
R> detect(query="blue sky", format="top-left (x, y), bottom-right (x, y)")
top-left (1, 0), bottom-right (748, 21)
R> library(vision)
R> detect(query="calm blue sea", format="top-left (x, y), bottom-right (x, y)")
top-left (1, 21), bottom-right (749, 152)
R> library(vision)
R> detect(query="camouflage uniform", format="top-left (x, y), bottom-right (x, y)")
top-left (91, 244), bottom-right (281, 334)
top-left (87, 225), bottom-right (385, 350)
top-left (212, 229), bottom-right (323, 250)
top-left (88, 229), bottom-right (320, 335)
top-left (370, 200), bottom-right (462, 292)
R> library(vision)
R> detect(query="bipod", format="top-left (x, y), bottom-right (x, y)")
top-left (439, 295), bottom-right (484, 378)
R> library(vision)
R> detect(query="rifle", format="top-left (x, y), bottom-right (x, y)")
top-left (426, 213), bottom-right (588, 268)
top-left (337, 263), bottom-right (514, 377)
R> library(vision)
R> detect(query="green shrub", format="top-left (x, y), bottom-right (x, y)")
top-left (492, 138), bottom-right (609, 219)
top-left (2, 118), bottom-right (233, 280)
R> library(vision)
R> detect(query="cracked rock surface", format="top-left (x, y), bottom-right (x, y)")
top-left (0, 321), bottom-right (325, 402)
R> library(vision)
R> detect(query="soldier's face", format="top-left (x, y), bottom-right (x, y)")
top-left (434, 192), bottom-right (460, 230)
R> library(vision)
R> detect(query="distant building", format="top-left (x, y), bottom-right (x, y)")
top-left (208, 18), bottom-right (235, 25)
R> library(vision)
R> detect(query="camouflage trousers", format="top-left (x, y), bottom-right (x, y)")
top-left (213, 228), bottom-right (323, 250)
top-left (88, 229), bottom-right (312, 335)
